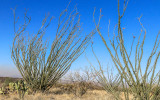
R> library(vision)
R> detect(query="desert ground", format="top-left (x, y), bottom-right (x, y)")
top-left (0, 90), bottom-right (112, 100)
top-left (0, 77), bottom-right (116, 100)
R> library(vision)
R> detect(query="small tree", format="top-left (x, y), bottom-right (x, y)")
top-left (11, 6), bottom-right (95, 93)
top-left (92, 0), bottom-right (160, 100)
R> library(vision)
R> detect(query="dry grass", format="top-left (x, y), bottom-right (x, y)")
top-left (0, 73), bottom-right (134, 100)
top-left (0, 85), bottom-right (135, 100)
top-left (0, 77), bottom-right (113, 100)
top-left (0, 89), bottom-right (113, 100)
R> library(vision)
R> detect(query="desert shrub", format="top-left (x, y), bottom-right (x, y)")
top-left (59, 84), bottom-right (74, 94)
top-left (56, 82), bottom-right (88, 97)
top-left (2, 77), bottom-right (14, 88)
top-left (73, 82), bottom-right (88, 97)
top-left (91, 0), bottom-right (160, 100)
top-left (62, 68), bottom-right (98, 97)
top-left (11, 6), bottom-right (95, 93)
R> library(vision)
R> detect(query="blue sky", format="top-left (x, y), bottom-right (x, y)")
top-left (0, 0), bottom-right (160, 77)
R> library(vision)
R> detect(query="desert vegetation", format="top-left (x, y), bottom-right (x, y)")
top-left (0, 0), bottom-right (159, 100)
top-left (90, 0), bottom-right (160, 100)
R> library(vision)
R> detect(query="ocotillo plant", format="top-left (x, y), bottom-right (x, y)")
top-left (92, 0), bottom-right (160, 100)
top-left (11, 6), bottom-right (95, 93)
